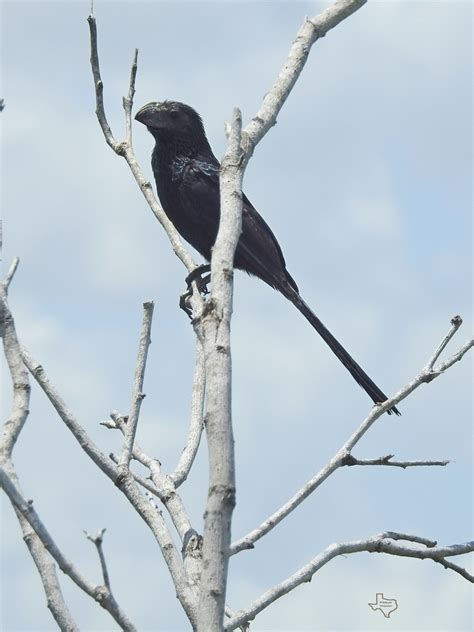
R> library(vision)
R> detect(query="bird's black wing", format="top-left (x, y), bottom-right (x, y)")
top-left (236, 195), bottom-right (299, 295)
top-left (175, 157), bottom-right (298, 295)
top-left (168, 158), bottom-right (222, 260)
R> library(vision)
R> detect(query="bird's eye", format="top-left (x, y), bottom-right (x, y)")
top-left (169, 110), bottom-right (179, 119)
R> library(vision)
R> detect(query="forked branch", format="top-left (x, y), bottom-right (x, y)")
top-left (87, 14), bottom-right (198, 276)
top-left (225, 533), bottom-right (474, 630)
top-left (231, 318), bottom-right (473, 554)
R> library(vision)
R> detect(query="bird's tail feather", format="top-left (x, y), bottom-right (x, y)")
top-left (289, 291), bottom-right (400, 415)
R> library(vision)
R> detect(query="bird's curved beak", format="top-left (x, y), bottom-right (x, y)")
top-left (134, 102), bottom-right (161, 127)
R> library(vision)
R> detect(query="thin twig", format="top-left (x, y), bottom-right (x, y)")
top-left (87, 15), bottom-right (117, 150)
top-left (106, 416), bottom-right (194, 542)
top-left (170, 339), bottom-right (206, 487)
top-left (104, 414), bottom-right (152, 469)
top-left (109, 451), bottom-right (160, 497)
top-left (1, 265), bottom-right (31, 457)
top-left (123, 49), bottom-right (138, 147)
top-left (376, 531), bottom-right (437, 547)
top-left (84, 528), bottom-right (111, 590)
top-left (424, 315), bottom-right (463, 372)
top-left (3, 257), bottom-right (20, 293)
top-left (342, 454), bottom-right (449, 468)
top-left (134, 452), bottom-right (193, 540)
top-left (435, 557), bottom-right (474, 582)
top-left (119, 301), bottom-right (154, 470)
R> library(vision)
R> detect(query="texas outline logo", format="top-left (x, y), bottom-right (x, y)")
top-left (368, 592), bottom-right (398, 618)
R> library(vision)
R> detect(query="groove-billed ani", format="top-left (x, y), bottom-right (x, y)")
top-left (135, 101), bottom-right (399, 415)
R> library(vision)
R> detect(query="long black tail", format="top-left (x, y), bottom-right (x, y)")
top-left (288, 291), bottom-right (400, 415)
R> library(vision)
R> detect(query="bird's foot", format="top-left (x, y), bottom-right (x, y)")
top-left (179, 264), bottom-right (212, 320)
top-left (179, 289), bottom-right (194, 319)
top-left (185, 264), bottom-right (211, 295)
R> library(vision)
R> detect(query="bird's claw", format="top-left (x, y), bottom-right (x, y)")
top-left (185, 264), bottom-right (211, 295)
top-left (179, 289), bottom-right (193, 319)
top-left (180, 264), bottom-right (212, 319)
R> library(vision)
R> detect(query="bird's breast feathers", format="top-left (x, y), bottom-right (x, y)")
top-left (168, 155), bottom-right (219, 184)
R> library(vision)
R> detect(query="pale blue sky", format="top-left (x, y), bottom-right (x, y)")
top-left (1, 1), bottom-right (472, 630)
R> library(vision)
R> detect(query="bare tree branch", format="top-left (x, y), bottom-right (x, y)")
top-left (231, 318), bottom-right (472, 554)
top-left (1, 269), bottom-right (194, 621)
top-left (1, 264), bottom-right (80, 630)
top-left (21, 347), bottom-right (119, 481)
top-left (1, 261), bottom-right (31, 457)
top-left (21, 348), bottom-right (197, 623)
top-left (170, 339), bottom-right (206, 488)
top-left (118, 301), bottom-right (154, 469)
top-left (342, 453), bottom-right (450, 468)
top-left (424, 314), bottom-right (463, 372)
top-left (435, 557), bottom-right (474, 583)
top-left (84, 528), bottom-right (111, 591)
top-left (86, 6), bottom-right (376, 628)
top-left (130, 448), bottom-right (194, 541)
top-left (104, 413), bottom-right (194, 540)
top-left (241, 0), bottom-right (367, 157)
top-left (182, 528), bottom-right (203, 593)
top-left (433, 336), bottom-right (473, 374)
top-left (109, 451), bottom-right (160, 497)
top-left (375, 531), bottom-right (437, 547)
top-left (225, 533), bottom-right (474, 630)
top-left (8, 469), bottom-right (78, 630)
top-left (195, 108), bottom-right (242, 630)
top-left (0, 468), bottom-right (137, 630)
top-left (3, 256), bottom-right (20, 293)
top-left (225, 605), bottom-right (250, 632)
top-left (123, 48), bottom-right (138, 148)
top-left (87, 15), bottom-right (117, 151)
top-left (87, 13), bottom-right (198, 275)
top-left (19, 507), bottom-right (79, 631)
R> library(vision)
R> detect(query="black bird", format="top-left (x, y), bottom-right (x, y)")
top-left (135, 101), bottom-right (399, 415)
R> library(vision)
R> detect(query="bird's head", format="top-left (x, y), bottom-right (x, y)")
top-left (135, 101), bottom-right (207, 147)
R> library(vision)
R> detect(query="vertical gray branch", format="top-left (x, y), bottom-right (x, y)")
top-left (84, 528), bottom-right (111, 590)
top-left (196, 2), bottom-right (369, 627)
top-left (0, 260), bottom-right (31, 457)
top-left (196, 110), bottom-right (243, 631)
top-left (170, 339), bottom-right (206, 488)
top-left (119, 301), bottom-right (154, 469)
